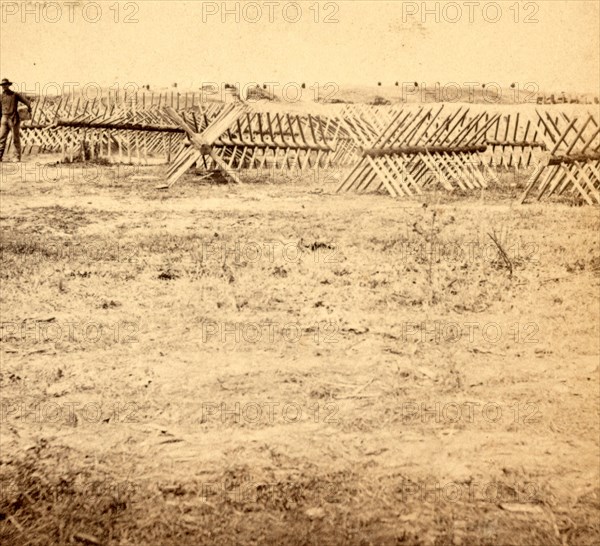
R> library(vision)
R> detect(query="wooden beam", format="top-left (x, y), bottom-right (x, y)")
top-left (362, 145), bottom-right (487, 157)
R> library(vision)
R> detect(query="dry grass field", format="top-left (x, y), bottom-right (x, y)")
top-left (1, 157), bottom-right (599, 545)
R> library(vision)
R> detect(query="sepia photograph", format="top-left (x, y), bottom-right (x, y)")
top-left (1, 1), bottom-right (599, 544)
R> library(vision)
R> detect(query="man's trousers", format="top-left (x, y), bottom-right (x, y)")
top-left (0, 115), bottom-right (22, 161)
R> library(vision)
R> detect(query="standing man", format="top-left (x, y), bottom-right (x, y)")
top-left (0, 78), bottom-right (32, 162)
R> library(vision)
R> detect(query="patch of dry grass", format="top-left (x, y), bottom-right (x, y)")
top-left (1, 161), bottom-right (599, 545)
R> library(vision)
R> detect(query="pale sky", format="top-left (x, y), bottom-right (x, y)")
top-left (1, 0), bottom-right (599, 93)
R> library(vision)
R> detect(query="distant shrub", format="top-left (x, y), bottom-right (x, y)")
top-left (370, 96), bottom-right (391, 105)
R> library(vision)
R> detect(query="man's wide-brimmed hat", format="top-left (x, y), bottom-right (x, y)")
top-left (1, 78), bottom-right (13, 86)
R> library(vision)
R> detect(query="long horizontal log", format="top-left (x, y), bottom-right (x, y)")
top-left (53, 120), bottom-right (183, 133)
top-left (362, 145), bottom-right (487, 157)
top-left (216, 137), bottom-right (332, 152)
top-left (485, 140), bottom-right (547, 149)
top-left (22, 121), bottom-right (334, 152)
top-left (25, 122), bottom-right (334, 152)
top-left (548, 153), bottom-right (600, 165)
top-left (21, 124), bottom-right (59, 130)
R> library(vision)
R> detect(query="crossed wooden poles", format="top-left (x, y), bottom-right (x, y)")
top-left (210, 108), bottom-right (348, 170)
top-left (336, 105), bottom-right (501, 197)
top-left (519, 109), bottom-right (600, 204)
top-left (17, 98), bottom-right (227, 161)
top-left (159, 105), bottom-right (355, 187)
top-left (13, 99), bottom-right (600, 205)
top-left (484, 111), bottom-right (547, 169)
top-left (162, 104), bottom-right (246, 187)
top-left (17, 102), bottom-right (354, 187)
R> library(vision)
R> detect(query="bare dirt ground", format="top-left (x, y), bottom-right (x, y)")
top-left (1, 158), bottom-right (599, 545)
